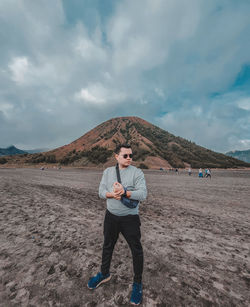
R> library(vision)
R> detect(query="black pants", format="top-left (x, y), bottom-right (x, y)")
top-left (101, 210), bottom-right (143, 283)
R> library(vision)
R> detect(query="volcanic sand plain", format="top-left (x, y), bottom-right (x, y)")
top-left (0, 168), bottom-right (249, 306)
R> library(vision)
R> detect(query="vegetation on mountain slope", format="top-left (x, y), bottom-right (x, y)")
top-left (2, 117), bottom-right (250, 169)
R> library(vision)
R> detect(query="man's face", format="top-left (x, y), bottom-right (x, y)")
top-left (115, 147), bottom-right (133, 168)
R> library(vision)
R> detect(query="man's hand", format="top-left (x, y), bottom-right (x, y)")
top-left (106, 190), bottom-right (122, 200)
top-left (112, 191), bottom-right (122, 200)
top-left (113, 182), bottom-right (124, 194)
top-left (105, 182), bottom-right (125, 200)
top-left (112, 182), bottom-right (124, 200)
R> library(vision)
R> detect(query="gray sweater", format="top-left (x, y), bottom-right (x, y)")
top-left (99, 165), bottom-right (147, 216)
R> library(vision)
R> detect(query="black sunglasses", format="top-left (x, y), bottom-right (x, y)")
top-left (122, 154), bottom-right (133, 159)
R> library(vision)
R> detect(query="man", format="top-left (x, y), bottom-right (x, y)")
top-left (206, 168), bottom-right (211, 179)
top-left (87, 144), bottom-right (147, 305)
top-left (199, 168), bottom-right (203, 178)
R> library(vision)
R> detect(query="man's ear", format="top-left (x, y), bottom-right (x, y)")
top-left (115, 153), bottom-right (118, 161)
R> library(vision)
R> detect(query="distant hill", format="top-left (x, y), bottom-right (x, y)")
top-left (0, 146), bottom-right (49, 156)
top-left (226, 149), bottom-right (250, 163)
top-left (25, 148), bottom-right (51, 154)
top-left (2, 117), bottom-right (250, 168)
top-left (0, 145), bottom-right (27, 156)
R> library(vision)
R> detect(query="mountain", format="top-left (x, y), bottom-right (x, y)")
top-left (2, 117), bottom-right (250, 168)
top-left (226, 149), bottom-right (250, 163)
top-left (0, 145), bottom-right (27, 156)
top-left (0, 146), bottom-right (49, 156)
top-left (25, 148), bottom-right (51, 154)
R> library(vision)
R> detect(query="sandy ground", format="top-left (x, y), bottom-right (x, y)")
top-left (0, 168), bottom-right (249, 307)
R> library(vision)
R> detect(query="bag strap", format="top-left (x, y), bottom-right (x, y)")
top-left (115, 163), bottom-right (122, 184)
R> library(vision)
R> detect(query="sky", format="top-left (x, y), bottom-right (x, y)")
top-left (0, 0), bottom-right (250, 153)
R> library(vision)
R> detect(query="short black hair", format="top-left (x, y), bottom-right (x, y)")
top-left (115, 144), bottom-right (132, 154)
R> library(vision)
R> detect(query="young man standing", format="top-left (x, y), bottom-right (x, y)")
top-left (87, 144), bottom-right (147, 305)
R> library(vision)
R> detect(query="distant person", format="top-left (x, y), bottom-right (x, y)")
top-left (175, 168), bottom-right (179, 174)
top-left (206, 168), bottom-right (211, 179)
top-left (87, 144), bottom-right (147, 305)
top-left (198, 168), bottom-right (203, 178)
top-left (188, 168), bottom-right (192, 176)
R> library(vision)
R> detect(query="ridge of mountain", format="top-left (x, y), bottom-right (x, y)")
top-left (0, 145), bottom-right (27, 156)
top-left (2, 117), bottom-right (250, 168)
top-left (226, 149), bottom-right (250, 163)
top-left (25, 148), bottom-right (51, 154)
top-left (0, 145), bottom-right (50, 156)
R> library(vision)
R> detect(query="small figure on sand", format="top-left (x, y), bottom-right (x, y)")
top-left (198, 168), bottom-right (203, 178)
top-left (188, 168), bottom-right (192, 176)
top-left (205, 168), bottom-right (211, 179)
top-left (87, 144), bottom-right (147, 305)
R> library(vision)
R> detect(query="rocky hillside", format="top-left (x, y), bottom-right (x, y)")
top-left (2, 117), bottom-right (250, 169)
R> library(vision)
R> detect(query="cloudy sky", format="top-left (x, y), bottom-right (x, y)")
top-left (1, 0), bottom-right (250, 153)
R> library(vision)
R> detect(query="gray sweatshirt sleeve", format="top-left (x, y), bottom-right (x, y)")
top-left (130, 169), bottom-right (147, 201)
top-left (99, 169), bottom-right (108, 199)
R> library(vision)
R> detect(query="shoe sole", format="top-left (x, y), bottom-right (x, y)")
top-left (87, 275), bottom-right (111, 290)
top-left (130, 296), bottom-right (142, 305)
top-left (130, 302), bottom-right (141, 306)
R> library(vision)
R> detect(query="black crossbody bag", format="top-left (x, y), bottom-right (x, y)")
top-left (115, 164), bottom-right (139, 209)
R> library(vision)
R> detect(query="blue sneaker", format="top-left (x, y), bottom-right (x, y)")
top-left (130, 282), bottom-right (143, 305)
top-left (87, 272), bottom-right (111, 289)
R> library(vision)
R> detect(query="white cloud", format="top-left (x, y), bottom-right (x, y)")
top-left (7, 55), bottom-right (68, 89)
top-left (107, 0), bottom-right (200, 73)
top-left (239, 139), bottom-right (250, 148)
top-left (75, 83), bottom-right (127, 106)
top-left (76, 88), bottom-right (105, 105)
top-left (237, 98), bottom-right (250, 111)
top-left (1, 0), bottom-right (250, 152)
top-left (155, 88), bottom-right (165, 98)
top-left (103, 71), bottom-right (112, 81)
top-left (157, 91), bottom-right (250, 152)
top-left (75, 36), bottom-right (107, 63)
top-left (140, 98), bottom-right (148, 105)
top-left (9, 57), bottom-right (29, 84)
top-left (0, 102), bottom-right (13, 118)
